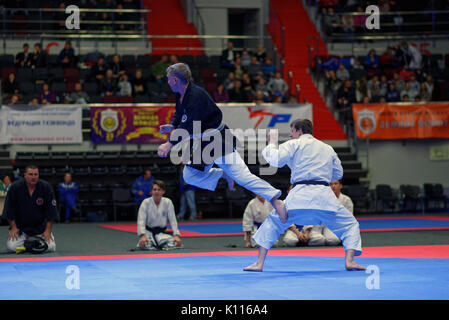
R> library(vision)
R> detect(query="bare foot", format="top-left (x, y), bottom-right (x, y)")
top-left (271, 199), bottom-right (288, 224)
top-left (345, 261), bottom-right (367, 271)
top-left (243, 262), bottom-right (263, 272)
top-left (222, 171), bottom-right (234, 191)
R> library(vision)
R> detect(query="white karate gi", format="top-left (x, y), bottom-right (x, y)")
top-left (283, 192), bottom-right (354, 247)
top-left (137, 197), bottom-right (180, 250)
top-left (242, 197), bottom-right (274, 247)
top-left (253, 134), bottom-right (362, 256)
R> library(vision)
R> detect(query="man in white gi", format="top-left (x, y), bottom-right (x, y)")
top-left (242, 194), bottom-right (274, 248)
top-left (283, 180), bottom-right (354, 247)
top-left (244, 119), bottom-right (365, 271)
top-left (137, 180), bottom-right (182, 250)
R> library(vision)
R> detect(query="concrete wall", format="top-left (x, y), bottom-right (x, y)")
top-left (357, 139), bottom-right (449, 189)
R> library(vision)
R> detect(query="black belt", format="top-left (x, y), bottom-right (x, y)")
top-left (293, 180), bottom-right (329, 187)
top-left (145, 226), bottom-right (166, 235)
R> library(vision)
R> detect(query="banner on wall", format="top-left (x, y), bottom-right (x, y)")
top-left (90, 103), bottom-right (313, 143)
top-left (353, 103), bottom-right (449, 140)
top-left (0, 105), bottom-right (82, 144)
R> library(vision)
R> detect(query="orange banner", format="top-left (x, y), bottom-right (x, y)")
top-left (352, 103), bottom-right (449, 139)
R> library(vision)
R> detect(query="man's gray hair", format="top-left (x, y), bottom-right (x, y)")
top-left (166, 63), bottom-right (193, 84)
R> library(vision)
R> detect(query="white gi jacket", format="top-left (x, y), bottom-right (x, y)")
top-left (137, 197), bottom-right (180, 236)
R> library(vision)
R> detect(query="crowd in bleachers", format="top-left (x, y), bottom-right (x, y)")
top-left (1, 0), bottom-right (143, 33)
top-left (1, 40), bottom-right (297, 106)
top-left (315, 40), bottom-right (449, 125)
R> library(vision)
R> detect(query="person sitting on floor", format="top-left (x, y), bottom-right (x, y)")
top-left (136, 180), bottom-right (182, 250)
top-left (242, 194), bottom-right (275, 248)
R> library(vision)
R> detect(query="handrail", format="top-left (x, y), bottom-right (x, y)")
top-left (0, 8), bottom-right (150, 13)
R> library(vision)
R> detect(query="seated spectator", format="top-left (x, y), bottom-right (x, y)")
top-left (267, 71), bottom-right (289, 98)
top-left (7, 95), bottom-right (21, 106)
top-left (221, 41), bottom-right (237, 69)
top-left (367, 75), bottom-right (382, 101)
top-left (341, 14), bottom-right (355, 39)
top-left (69, 82), bottom-right (90, 104)
top-left (386, 83), bottom-right (400, 102)
top-left (365, 49), bottom-right (379, 69)
top-left (38, 83), bottom-right (57, 104)
top-left (399, 67), bottom-right (414, 82)
top-left (136, 180), bottom-right (182, 250)
top-left (28, 98), bottom-right (39, 106)
top-left (58, 172), bottom-right (79, 223)
top-left (255, 77), bottom-right (270, 98)
top-left (57, 40), bottom-right (75, 68)
top-left (169, 54), bottom-right (179, 66)
top-left (391, 72), bottom-right (405, 92)
top-left (400, 82), bottom-right (418, 101)
top-left (350, 59), bottom-right (366, 80)
top-left (99, 12), bottom-right (113, 32)
top-left (132, 168), bottom-right (155, 204)
top-left (90, 57), bottom-right (108, 83)
top-left (110, 54), bottom-right (126, 79)
top-left (323, 7), bottom-right (340, 36)
top-left (272, 94), bottom-right (283, 103)
top-left (254, 89), bottom-right (271, 104)
top-left (115, 3), bottom-right (131, 31)
top-left (242, 194), bottom-right (274, 248)
top-left (152, 54), bottom-right (169, 83)
top-left (101, 69), bottom-right (118, 96)
top-left (287, 95), bottom-right (298, 103)
top-left (380, 47), bottom-right (399, 69)
top-left (336, 62), bottom-right (350, 81)
top-left (408, 73), bottom-right (420, 93)
top-left (414, 68), bottom-right (427, 83)
top-left (232, 56), bottom-right (246, 79)
top-left (229, 79), bottom-right (249, 102)
top-left (241, 72), bottom-right (255, 100)
top-left (3, 72), bottom-right (19, 96)
top-left (118, 74), bottom-right (132, 96)
top-left (379, 75), bottom-right (389, 97)
top-left (424, 74), bottom-right (434, 98)
top-left (355, 76), bottom-right (368, 102)
top-left (336, 80), bottom-right (356, 110)
top-left (254, 44), bottom-right (266, 63)
top-left (325, 69), bottom-right (342, 94)
top-left (29, 43), bottom-right (48, 68)
top-left (414, 95), bottom-right (422, 102)
top-left (240, 49), bottom-right (251, 68)
top-left (402, 94), bottom-right (410, 102)
top-left (400, 41), bottom-right (422, 70)
top-left (247, 55), bottom-right (261, 79)
top-left (353, 6), bottom-right (367, 33)
top-left (419, 82), bottom-right (431, 101)
top-left (132, 69), bottom-right (147, 96)
top-left (15, 43), bottom-right (31, 68)
top-left (261, 56), bottom-right (277, 80)
top-left (213, 83), bottom-right (229, 103)
top-left (223, 71), bottom-right (236, 91)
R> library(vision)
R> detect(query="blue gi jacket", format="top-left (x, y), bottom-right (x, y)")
top-left (132, 175), bottom-right (155, 203)
top-left (58, 182), bottom-right (79, 209)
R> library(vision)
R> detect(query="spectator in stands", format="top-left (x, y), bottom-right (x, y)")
top-left (132, 168), bottom-right (155, 204)
top-left (272, 94), bottom-right (283, 103)
top-left (99, 13), bottom-right (113, 32)
top-left (419, 82), bottom-right (431, 101)
top-left (229, 79), bottom-right (249, 102)
top-left (169, 54), bottom-right (179, 66)
top-left (400, 41), bottom-right (422, 70)
top-left (118, 74), bottom-right (132, 96)
top-left (115, 3), bottom-right (131, 31)
top-left (408, 73), bottom-right (421, 93)
top-left (254, 44), bottom-right (267, 63)
top-left (4, 165), bottom-right (57, 253)
top-left (365, 49), bottom-right (379, 69)
top-left (414, 95), bottom-right (422, 102)
top-left (221, 41), bottom-right (237, 69)
top-left (177, 164), bottom-right (198, 221)
top-left (400, 67), bottom-right (414, 82)
top-left (37, 83), bottom-right (57, 104)
top-left (341, 14), bottom-right (355, 40)
top-left (283, 180), bottom-right (353, 247)
top-left (232, 56), bottom-right (246, 79)
top-left (69, 82), bottom-right (90, 104)
top-left (213, 83), bottom-right (229, 103)
top-left (351, 59), bottom-right (366, 80)
top-left (336, 62), bottom-right (350, 81)
top-left (400, 81), bottom-right (418, 101)
top-left (241, 73), bottom-right (255, 100)
top-left (240, 49), bottom-right (251, 68)
top-left (386, 83), bottom-right (401, 102)
top-left (110, 54), bottom-right (126, 79)
top-left (224, 71), bottom-right (236, 91)
top-left (7, 95), bottom-right (21, 106)
top-left (132, 69), bottom-right (147, 96)
top-left (325, 69), bottom-right (342, 94)
top-left (379, 74), bottom-right (389, 97)
top-left (355, 76), bottom-right (368, 102)
top-left (152, 54), bottom-right (169, 83)
top-left (248, 55), bottom-right (261, 79)
top-left (254, 89), bottom-right (270, 104)
top-left (267, 71), bottom-right (289, 98)
top-left (15, 43), bottom-right (31, 68)
top-left (255, 77), bottom-right (270, 98)
top-left (58, 172), bottom-right (79, 223)
top-left (336, 80), bottom-right (356, 110)
top-left (323, 6), bottom-right (340, 36)
top-left (30, 43), bottom-right (47, 69)
top-left (402, 94), bottom-right (410, 102)
top-left (3, 72), bottom-right (19, 96)
top-left (261, 56), bottom-right (277, 80)
top-left (57, 40), bottom-right (75, 68)
top-left (380, 47), bottom-right (399, 69)
top-left (424, 74), bottom-right (434, 98)
top-left (91, 57), bottom-right (108, 83)
top-left (242, 194), bottom-right (274, 248)
top-left (353, 6), bottom-right (367, 33)
top-left (28, 98), bottom-right (39, 106)
top-left (136, 180), bottom-right (182, 250)
top-left (101, 69), bottom-right (118, 96)
top-left (391, 72), bottom-right (405, 92)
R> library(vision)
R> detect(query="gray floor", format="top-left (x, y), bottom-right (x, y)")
top-left (1, 217), bottom-right (449, 258)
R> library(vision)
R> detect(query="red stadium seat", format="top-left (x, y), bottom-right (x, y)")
top-left (118, 95), bottom-right (134, 103)
top-left (103, 95), bottom-right (119, 103)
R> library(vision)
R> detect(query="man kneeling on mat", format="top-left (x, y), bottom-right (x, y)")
top-left (137, 180), bottom-right (182, 250)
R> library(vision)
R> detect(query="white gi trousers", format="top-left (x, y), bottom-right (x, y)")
top-left (253, 185), bottom-right (362, 256)
top-left (138, 230), bottom-right (177, 250)
top-left (183, 151), bottom-right (281, 202)
top-left (6, 232), bottom-right (56, 253)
